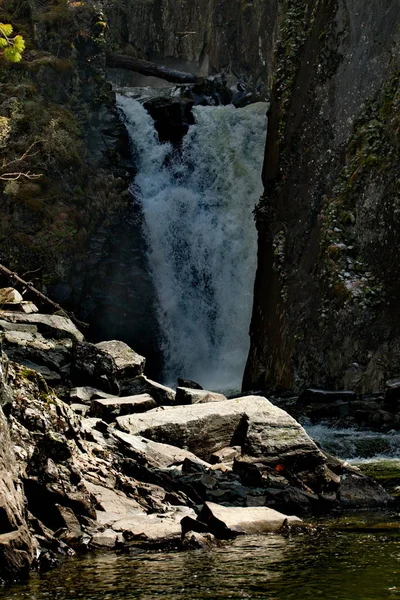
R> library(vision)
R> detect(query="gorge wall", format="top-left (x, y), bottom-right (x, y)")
top-left (107, 0), bottom-right (277, 86)
top-left (244, 0), bottom-right (400, 394)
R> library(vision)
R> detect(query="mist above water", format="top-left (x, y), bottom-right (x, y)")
top-left (118, 95), bottom-right (267, 390)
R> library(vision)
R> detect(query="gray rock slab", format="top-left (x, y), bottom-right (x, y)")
top-left (95, 340), bottom-right (146, 378)
top-left (112, 429), bottom-right (210, 469)
top-left (18, 361), bottom-right (62, 383)
top-left (84, 481), bottom-right (144, 528)
top-left (210, 446), bottom-right (241, 465)
top-left (69, 386), bottom-right (115, 404)
top-left (111, 506), bottom-right (196, 545)
top-left (2, 331), bottom-right (72, 374)
top-left (0, 311), bottom-right (84, 341)
top-left (120, 375), bottom-right (176, 406)
top-left (198, 501), bottom-right (302, 537)
top-left (116, 396), bottom-right (322, 463)
top-left (0, 320), bottom-right (38, 334)
top-left (176, 387), bottom-right (227, 405)
top-left (90, 528), bottom-right (118, 549)
top-left (90, 394), bottom-right (157, 421)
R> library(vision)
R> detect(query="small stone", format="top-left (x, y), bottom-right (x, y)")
top-left (0, 288), bottom-right (23, 304)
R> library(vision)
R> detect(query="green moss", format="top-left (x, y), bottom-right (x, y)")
top-left (318, 71), bottom-right (400, 311)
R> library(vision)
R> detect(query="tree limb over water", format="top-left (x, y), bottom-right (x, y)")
top-left (106, 53), bottom-right (198, 84)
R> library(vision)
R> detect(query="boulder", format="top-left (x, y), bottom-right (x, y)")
top-left (90, 529), bottom-right (118, 549)
top-left (198, 501), bottom-right (302, 538)
top-left (69, 387), bottom-right (114, 404)
top-left (116, 396), bottom-right (323, 465)
top-left (71, 342), bottom-right (119, 394)
top-left (83, 481), bottom-right (144, 528)
top-left (176, 387), bottom-right (227, 405)
top-left (177, 378), bottom-right (203, 390)
top-left (0, 320), bottom-right (38, 334)
top-left (337, 472), bottom-right (391, 508)
top-left (111, 429), bottom-right (210, 470)
top-left (0, 312), bottom-right (84, 342)
top-left (0, 288), bottom-right (23, 303)
top-left (90, 394), bottom-right (157, 421)
top-left (2, 330), bottom-right (72, 376)
top-left (0, 527), bottom-right (35, 583)
top-left (95, 340), bottom-right (146, 379)
top-left (17, 361), bottom-right (62, 383)
top-left (0, 300), bottom-right (38, 314)
top-left (55, 505), bottom-right (82, 546)
top-left (182, 531), bottom-right (220, 549)
top-left (112, 507), bottom-right (196, 546)
top-left (120, 375), bottom-right (176, 406)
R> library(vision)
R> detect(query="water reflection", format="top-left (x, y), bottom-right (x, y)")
top-left (1, 532), bottom-right (399, 600)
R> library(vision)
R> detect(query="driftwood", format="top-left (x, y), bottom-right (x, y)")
top-left (106, 53), bottom-right (198, 84)
top-left (0, 263), bottom-right (87, 329)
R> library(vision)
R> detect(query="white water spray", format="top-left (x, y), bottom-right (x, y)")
top-left (118, 94), bottom-right (267, 390)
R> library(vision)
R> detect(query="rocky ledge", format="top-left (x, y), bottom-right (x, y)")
top-left (0, 289), bottom-right (392, 584)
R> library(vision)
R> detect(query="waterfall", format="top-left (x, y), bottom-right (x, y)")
top-left (117, 94), bottom-right (267, 390)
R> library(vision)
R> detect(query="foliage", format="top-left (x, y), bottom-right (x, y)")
top-left (0, 22), bottom-right (25, 62)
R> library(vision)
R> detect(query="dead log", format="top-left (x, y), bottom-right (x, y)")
top-left (0, 263), bottom-right (87, 329)
top-left (106, 53), bottom-right (198, 84)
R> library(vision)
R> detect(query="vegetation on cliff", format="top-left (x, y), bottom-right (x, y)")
top-left (0, 0), bottom-right (128, 287)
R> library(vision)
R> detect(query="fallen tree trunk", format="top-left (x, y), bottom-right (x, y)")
top-left (106, 53), bottom-right (198, 84)
top-left (0, 263), bottom-right (87, 329)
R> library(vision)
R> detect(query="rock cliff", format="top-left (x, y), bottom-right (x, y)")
top-left (245, 0), bottom-right (400, 394)
top-left (107, 0), bottom-right (277, 86)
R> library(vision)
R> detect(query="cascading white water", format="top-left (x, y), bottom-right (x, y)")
top-left (117, 94), bottom-right (267, 390)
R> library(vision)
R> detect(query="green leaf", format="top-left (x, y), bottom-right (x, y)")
top-left (13, 35), bottom-right (25, 52)
top-left (0, 23), bottom-right (13, 36)
top-left (3, 46), bottom-right (22, 62)
top-left (0, 38), bottom-right (7, 48)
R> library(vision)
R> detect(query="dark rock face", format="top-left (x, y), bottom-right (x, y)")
top-left (0, 354), bottom-right (35, 584)
top-left (107, 0), bottom-right (278, 88)
top-left (245, 0), bottom-right (400, 394)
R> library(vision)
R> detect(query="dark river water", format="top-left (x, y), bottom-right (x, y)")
top-left (2, 525), bottom-right (399, 600)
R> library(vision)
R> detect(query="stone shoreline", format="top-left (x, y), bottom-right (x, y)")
top-left (0, 289), bottom-right (392, 584)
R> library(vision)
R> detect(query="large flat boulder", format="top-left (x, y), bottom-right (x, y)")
top-left (116, 395), bottom-right (323, 465)
top-left (90, 394), bottom-right (157, 421)
top-left (198, 501), bottom-right (302, 538)
top-left (0, 312), bottom-right (84, 341)
top-left (95, 340), bottom-right (146, 379)
top-left (112, 506), bottom-right (196, 546)
top-left (176, 387), bottom-right (227, 405)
